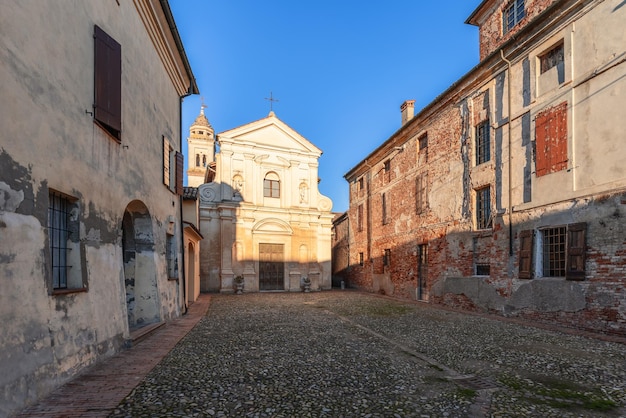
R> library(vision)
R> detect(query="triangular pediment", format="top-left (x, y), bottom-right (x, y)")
top-left (218, 113), bottom-right (322, 156)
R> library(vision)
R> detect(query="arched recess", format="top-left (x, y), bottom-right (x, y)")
top-left (187, 241), bottom-right (196, 303)
top-left (122, 200), bottom-right (160, 330)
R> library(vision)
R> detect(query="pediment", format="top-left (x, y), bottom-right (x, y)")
top-left (218, 113), bottom-right (322, 156)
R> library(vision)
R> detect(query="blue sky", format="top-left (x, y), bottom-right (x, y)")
top-left (170, 1), bottom-right (480, 213)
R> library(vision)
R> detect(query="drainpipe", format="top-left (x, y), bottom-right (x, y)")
top-left (500, 49), bottom-right (514, 257)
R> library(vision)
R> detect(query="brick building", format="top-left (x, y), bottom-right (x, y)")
top-left (336, 0), bottom-right (626, 335)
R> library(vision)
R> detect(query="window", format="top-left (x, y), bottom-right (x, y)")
top-left (416, 172), bottom-right (428, 214)
top-left (357, 204), bottom-right (364, 232)
top-left (359, 252), bottom-right (364, 266)
top-left (475, 187), bottom-right (491, 230)
top-left (263, 172), bottom-right (280, 198)
top-left (540, 42), bottom-right (564, 75)
top-left (518, 223), bottom-right (586, 280)
top-left (384, 160), bottom-right (391, 183)
top-left (202, 155), bottom-right (207, 167)
top-left (94, 25), bottom-right (121, 140)
top-left (475, 120), bottom-right (490, 165)
top-left (383, 249), bottom-right (391, 267)
top-left (503, 0), bottom-right (525, 34)
top-left (48, 191), bottom-right (84, 292)
top-left (358, 177), bottom-right (364, 191)
top-left (166, 232), bottom-right (178, 279)
top-left (163, 136), bottom-right (184, 195)
top-left (535, 102), bottom-right (568, 177)
top-left (418, 134), bottom-right (428, 164)
top-left (476, 264), bottom-right (491, 276)
top-left (382, 192), bottom-right (389, 225)
top-left (195, 154), bottom-right (200, 167)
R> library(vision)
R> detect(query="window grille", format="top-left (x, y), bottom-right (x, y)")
top-left (476, 187), bottom-right (492, 230)
top-left (475, 120), bottom-right (490, 165)
top-left (48, 192), bottom-right (72, 289)
top-left (542, 227), bottom-right (566, 277)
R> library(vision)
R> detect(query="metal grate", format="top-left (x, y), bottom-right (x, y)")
top-left (543, 226), bottom-right (566, 276)
top-left (48, 192), bottom-right (71, 289)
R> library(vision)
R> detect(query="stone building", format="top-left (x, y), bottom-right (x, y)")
top-left (192, 111), bottom-right (334, 293)
top-left (337, 0), bottom-right (626, 335)
top-left (0, 1), bottom-right (197, 414)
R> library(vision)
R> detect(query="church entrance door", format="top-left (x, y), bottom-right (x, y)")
top-left (259, 243), bottom-right (284, 290)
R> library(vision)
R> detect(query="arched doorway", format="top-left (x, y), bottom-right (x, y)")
top-left (122, 201), bottom-right (160, 330)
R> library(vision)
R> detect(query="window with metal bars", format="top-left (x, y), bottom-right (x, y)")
top-left (503, 0), bottom-right (525, 34)
top-left (48, 192), bottom-right (71, 289)
top-left (475, 120), bottom-right (490, 165)
top-left (475, 186), bottom-right (492, 230)
top-left (542, 226), bottom-right (566, 277)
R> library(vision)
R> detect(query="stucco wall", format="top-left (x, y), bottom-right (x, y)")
top-left (0, 1), bottom-right (189, 414)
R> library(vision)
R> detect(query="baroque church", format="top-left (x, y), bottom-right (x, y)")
top-left (187, 107), bottom-right (334, 293)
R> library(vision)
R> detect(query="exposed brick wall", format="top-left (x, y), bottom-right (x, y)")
top-left (478, 0), bottom-right (558, 60)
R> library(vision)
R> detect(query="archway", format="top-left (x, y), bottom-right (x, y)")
top-left (122, 200), bottom-right (160, 330)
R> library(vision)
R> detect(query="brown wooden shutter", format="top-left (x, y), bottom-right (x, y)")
top-left (518, 229), bottom-right (533, 279)
top-left (94, 25), bottom-right (121, 139)
top-left (566, 222), bottom-right (586, 280)
top-left (163, 138), bottom-right (171, 187)
top-left (175, 151), bottom-right (184, 196)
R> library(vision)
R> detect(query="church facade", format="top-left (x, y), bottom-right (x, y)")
top-left (189, 111), bottom-right (334, 293)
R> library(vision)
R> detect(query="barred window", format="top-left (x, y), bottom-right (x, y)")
top-left (475, 187), bottom-right (492, 230)
top-left (542, 227), bottom-right (567, 277)
top-left (48, 191), bottom-right (85, 292)
top-left (475, 120), bottom-right (490, 165)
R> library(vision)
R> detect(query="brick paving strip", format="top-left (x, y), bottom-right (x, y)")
top-left (14, 295), bottom-right (211, 418)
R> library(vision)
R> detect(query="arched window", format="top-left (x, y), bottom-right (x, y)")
top-left (202, 155), bottom-right (207, 167)
top-left (263, 172), bottom-right (280, 198)
top-left (195, 154), bottom-right (200, 167)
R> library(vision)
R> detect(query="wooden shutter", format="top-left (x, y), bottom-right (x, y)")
top-left (94, 25), bottom-right (121, 139)
top-left (518, 229), bottom-right (534, 279)
top-left (535, 102), bottom-right (567, 177)
top-left (163, 138), bottom-right (171, 187)
top-left (566, 223), bottom-right (586, 280)
top-left (175, 151), bottom-right (184, 196)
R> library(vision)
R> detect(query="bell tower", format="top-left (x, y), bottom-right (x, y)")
top-left (187, 105), bottom-right (215, 187)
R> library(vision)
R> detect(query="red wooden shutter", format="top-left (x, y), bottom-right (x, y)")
top-left (535, 102), bottom-right (567, 177)
top-left (94, 25), bottom-right (121, 139)
top-left (518, 229), bottom-right (533, 279)
top-left (175, 151), bottom-right (184, 196)
top-left (566, 223), bottom-right (586, 280)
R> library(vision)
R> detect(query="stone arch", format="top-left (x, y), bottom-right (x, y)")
top-left (121, 200), bottom-right (160, 330)
top-left (252, 218), bottom-right (293, 235)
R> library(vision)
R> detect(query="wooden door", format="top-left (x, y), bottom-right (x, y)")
top-left (259, 243), bottom-right (284, 290)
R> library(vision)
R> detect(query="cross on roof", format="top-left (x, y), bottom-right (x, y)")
top-left (264, 91), bottom-right (279, 112)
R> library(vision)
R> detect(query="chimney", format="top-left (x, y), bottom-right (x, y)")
top-left (400, 100), bottom-right (415, 126)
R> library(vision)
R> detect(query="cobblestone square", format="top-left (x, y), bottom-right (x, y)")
top-left (110, 292), bottom-right (626, 417)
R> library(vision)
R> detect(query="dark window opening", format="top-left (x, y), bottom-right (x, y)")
top-left (476, 264), bottom-right (491, 276)
top-left (476, 187), bottom-right (492, 230)
top-left (476, 120), bottom-right (490, 165)
top-left (359, 252), bottom-right (364, 266)
top-left (542, 226), bottom-right (566, 277)
top-left (383, 249), bottom-right (391, 266)
top-left (49, 192), bottom-right (72, 290)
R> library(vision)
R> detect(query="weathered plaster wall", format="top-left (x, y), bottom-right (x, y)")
top-left (344, 0), bottom-right (626, 336)
top-left (0, 1), bottom-right (189, 414)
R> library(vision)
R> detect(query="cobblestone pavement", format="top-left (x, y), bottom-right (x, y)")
top-left (109, 291), bottom-right (626, 418)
